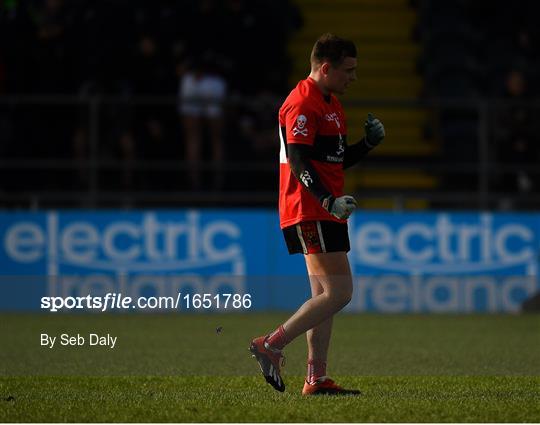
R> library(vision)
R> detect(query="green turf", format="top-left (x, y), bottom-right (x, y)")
top-left (1, 376), bottom-right (539, 422)
top-left (1, 313), bottom-right (539, 422)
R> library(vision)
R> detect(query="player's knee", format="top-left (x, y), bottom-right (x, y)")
top-left (338, 289), bottom-right (352, 309)
top-left (328, 287), bottom-right (352, 310)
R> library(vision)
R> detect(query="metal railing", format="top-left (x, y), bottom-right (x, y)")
top-left (0, 95), bottom-right (539, 210)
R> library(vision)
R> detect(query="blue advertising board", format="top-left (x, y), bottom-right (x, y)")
top-left (1, 210), bottom-right (538, 312)
top-left (346, 212), bottom-right (540, 312)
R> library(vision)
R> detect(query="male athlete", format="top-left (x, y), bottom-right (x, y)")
top-left (250, 33), bottom-right (385, 395)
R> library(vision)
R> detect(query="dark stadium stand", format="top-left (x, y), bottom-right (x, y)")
top-left (0, 0), bottom-right (539, 209)
top-left (415, 0), bottom-right (540, 208)
top-left (0, 0), bottom-right (301, 206)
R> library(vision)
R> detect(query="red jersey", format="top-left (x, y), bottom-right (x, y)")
top-left (278, 77), bottom-right (347, 228)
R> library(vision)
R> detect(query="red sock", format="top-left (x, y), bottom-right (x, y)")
top-left (265, 325), bottom-right (289, 350)
top-left (307, 359), bottom-right (327, 384)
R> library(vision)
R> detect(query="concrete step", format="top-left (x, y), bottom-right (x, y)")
top-left (300, 9), bottom-right (416, 25)
top-left (294, 0), bottom-right (411, 8)
top-left (288, 42), bottom-right (420, 61)
top-left (294, 26), bottom-right (413, 41)
top-left (356, 68), bottom-right (417, 79)
top-left (286, 82), bottom-right (421, 98)
top-left (358, 60), bottom-right (417, 73)
top-left (347, 122), bottom-right (422, 139)
top-left (367, 140), bottom-right (437, 156)
top-left (291, 59), bottom-right (417, 77)
top-left (343, 107), bottom-right (427, 125)
top-left (345, 108), bottom-right (438, 157)
top-left (346, 169), bottom-right (439, 189)
top-left (290, 69), bottom-right (418, 82)
top-left (345, 77), bottom-right (422, 98)
top-left (357, 43), bottom-right (420, 60)
top-left (364, 144), bottom-right (437, 156)
top-left (355, 198), bottom-right (431, 210)
top-left (288, 74), bottom-right (423, 97)
top-left (290, 68), bottom-right (419, 83)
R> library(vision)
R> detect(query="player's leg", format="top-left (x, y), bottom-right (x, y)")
top-left (306, 275), bottom-right (333, 360)
top-left (250, 221), bottom-right (356, 393)
top-left (306, 274), bottom-right (333, 384)
top-left (250, 252), bottom-right (352, 392)
top-left (300, 253), bottom-right (360, 395)
top-left (280, 252), bottom-right (352, 342)
top-left (275, 252), bottom-right (361, 395)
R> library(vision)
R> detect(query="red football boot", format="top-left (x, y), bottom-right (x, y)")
top-left (302, 377), bottom-right (361, 396)
top-left (249, 336), bottom-right (286, 392)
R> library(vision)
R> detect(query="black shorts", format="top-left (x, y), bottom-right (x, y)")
top-left (282, 220), bottom-right (350, 255)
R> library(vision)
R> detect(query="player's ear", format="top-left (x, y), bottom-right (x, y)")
top-left (320, 62), bottom-right (330, 76)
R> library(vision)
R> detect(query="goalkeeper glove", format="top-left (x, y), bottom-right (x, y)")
top-left (364, 112), bottom-right (385, 148)
top-left (322, 195), bottom-right (358, 219)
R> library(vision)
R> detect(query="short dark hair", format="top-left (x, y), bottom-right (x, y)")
top-left (310, 33), bottom-right (357, 68)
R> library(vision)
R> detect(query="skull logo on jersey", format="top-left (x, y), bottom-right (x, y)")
top-left (292, 114), bottom-right (308, 136)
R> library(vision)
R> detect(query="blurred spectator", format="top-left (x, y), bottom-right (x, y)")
top-left (0, 0), bottom-right (299, 204)
top-left (179, 59), bottom-right (227, 190)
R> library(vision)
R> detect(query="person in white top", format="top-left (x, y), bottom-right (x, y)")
top-left (179, 60), bottom-right (227, 190)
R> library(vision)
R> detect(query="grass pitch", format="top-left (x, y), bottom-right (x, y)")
top-left (1, 313), bottom-right (539, 422)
